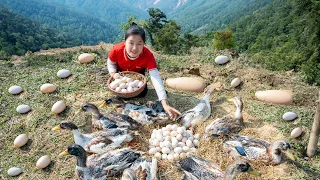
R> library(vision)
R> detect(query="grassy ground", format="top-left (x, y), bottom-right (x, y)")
top-left (0, 43), bottom-right (319, 179)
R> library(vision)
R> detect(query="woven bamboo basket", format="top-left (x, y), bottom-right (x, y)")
top-left (107, 71), bottom-right (147, 98)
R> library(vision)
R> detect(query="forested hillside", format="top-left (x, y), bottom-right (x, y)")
top-left (168, 0), bottom-right (272, 34)
top-left (231, 0), bottom-right (320, 84)
top-left (0, 0), bottom-right (118, 45)
top-left (0, 8), bottom-right (79, 59)
top-left (39, 0), bottom-right (148, 27)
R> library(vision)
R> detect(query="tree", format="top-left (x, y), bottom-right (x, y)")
top-left (145, 8), bottom-right (167, 46)
top-left (212, 29), bottom-right (235, 50)
top-left (154, 20), bottom-right (180, 54)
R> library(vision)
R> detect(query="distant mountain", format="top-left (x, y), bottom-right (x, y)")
top-left (120, 0), bottom-right (188, 13)
top-left (168, 0), bottom-right (272, 34)
top-left (0, 8), bottom-right (79, 57)
top-left (0, 0), bottom-right (118, 45)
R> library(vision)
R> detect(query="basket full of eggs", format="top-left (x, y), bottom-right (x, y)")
top-left (107, 71), bottom-right (146, 98)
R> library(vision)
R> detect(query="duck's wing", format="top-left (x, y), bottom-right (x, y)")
top-left (87, 148), bottom-right (141, 177)
top-left (178, 156), bottom-right (224, 179)
top-left (76, 166), bottom-right (106, 180)
top-left (107, 113), bottom-right (140, 130)
top-left (121, 168), bottom-right (137, 180)
top-left (129, 157), bottom-right (158, 180)
top-left (223, 135), bottom-right (270, 160)
top-left (204, 117), bottom-right (242, 138)
top-left (99, 116), bottom-right (119, 129)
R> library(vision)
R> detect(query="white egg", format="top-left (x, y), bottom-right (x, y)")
top-left (182, 137), bottom-right (188, 143)
top-left (159, 142), bottom-right (165, 148)
top-left (133, 79), bottom-right (140, 84)
top-left (186, 130), bottom-right (193, 136)
top-left (193, 139), bottom-right (199, 147)
top-left (57, 69), bottom-right (71, 78)
top-left (156, 134), bottom-right (164, 142)
top-left (113, 73), bottom-right (120, 79)
top-left (149, 148), bottom-right (157, 154)
top-left (174, 147), bottom-right (183, 154)
top-left (8, 86), bottom-right (23, 95)
top-left (119, 83), bottom-right (127, 89)
top-left (126, 78), bottom-right (133, 83)
top-left (7, 167), bottom-right (22, 176)
top-left (161, 153), bottom-right (168, 160)
top-left (166, 124), bottom-right (172, 131)
top-left (16, 105), bottom-right (31, 114)
top-left (194, 134), bottom-right (200, 139)
top-left (291, 127), bottom-right (303, 138)
top-left (14, 134), bottom-right (29, 148)
top-left (137, 81), bottom-right (144, 87)
top-left (121, 89), bottom-right (128, 93)
top-left (172, 124), bottom-right (179, 131)
top-left (127, 86), bottom-right (133, 92)
top-left (36, 155), bottom-right (51, 169)
top-left (149, 139), bottom-right (153, 144)
top-left (183, 146), bottom-right (189, 152)
top-left (176, 127), bottom-right (184, 134)
top-left (40, 83), bottom-right (56, 93)
top-left (167, 154), bottom-right (174, 160)
top-left (188, 137), bottom-right (194, 141)
top-left (162, 147), bottom-right (170, 154)
top-left (155, 152), bottom-right (162, 159)
top-left (121, 77), bottom-right (127, 82)
top-left (165, 136), bottom-right (171, 141)
top-left (109, 82), bottom-right (118, 89)
top-left (215, 55), bottom-right (229, 64)
top-left (172, 138), bottom-right (178, 147)
top-left (231, 77), bottom-right (241, 87)
top-left (151, 133), bottom-right (156, 139)
top-left (51, 100), bottom-right (66, 114)
top-left (164, 141), bottom-right (172, 148)
top-left (178, 142), bottom-right (185, 147)
top-left (162, 131), bottom-right (169, 137)
top-left (190, 147), bottom-right (197, 153)
top-left (283, 112), bottom-right (297, 121)
top-left (114, 79), bottom-right (122, 83)
top-left (152, 139), bottom-right (160, 146)
top-left (156, 147), bottom-right (161, 152)
top-left (170, 131), bottom-right (178, 137)
top-left (115, 87), bottom-right (121, 92)
top-left (186, 140), bottom-right (193, 147)
top-left (176, 134), bottom-right (183, 141)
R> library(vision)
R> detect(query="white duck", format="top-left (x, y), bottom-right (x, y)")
top-left (52, 121), bottom-right (133, 154)
top-left (204, 96), bottom-right (244, 139)
top-left (180, 87), bottom-right (218, 128)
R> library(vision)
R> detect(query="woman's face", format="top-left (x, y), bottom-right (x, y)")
top-left (125, 35), bottom-right (144, 58)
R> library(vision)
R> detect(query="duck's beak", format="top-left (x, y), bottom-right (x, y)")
top-left (59, 149), bottom-right (70, 157)
top-left (285, 150), bottom-right (295, 161)
top-left (52, 124), bottom-right (61, 131)
top-left (99, 100), bottom-right (107, 108)
top-left (247, 167), bottom-right (261, 176)
top-left (227, 98), bottom-right (233, 102)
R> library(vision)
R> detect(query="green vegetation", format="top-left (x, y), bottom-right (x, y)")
top-left (230, 0), bottom-right (320, 85)
top-left (1, 0), bottom-right (118, 45)
top-left (0, 8), bottom-right (79, 59)
top-left (212, 30), bottom-right (235, 50)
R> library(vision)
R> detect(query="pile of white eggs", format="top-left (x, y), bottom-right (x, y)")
top-left (109, 73), bottom-right (144, 93)
top-left (148, 124), bottom-right (200, 160)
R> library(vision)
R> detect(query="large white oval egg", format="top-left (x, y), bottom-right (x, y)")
top-left (78, 53), bottom-right (94, 63)
top-left (57, 69), bottom-right (71, 78)
top-left (36, 155), bottom-right (51, 169)
top-left (7, 167), bottom-right (22, 176)
top-left (14, 134), bottom-right (29, 147)
top-left (9, 86), bottom-right (23, 95)
top-left (215, 55), bottom-right (229, 64)
top-left (16, 105), bottom-right (31, 114)
top-left (283, 112), bottom-right (297, 121)
top-left (51, 100), bottom-right (66, 114)
top-left (40, 84), bottom-right (56, 93)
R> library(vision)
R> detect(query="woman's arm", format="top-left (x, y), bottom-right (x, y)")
top-left (149, 69), bottom-right (181, 119)
top-left (107, 58), bottom-right (117, 76)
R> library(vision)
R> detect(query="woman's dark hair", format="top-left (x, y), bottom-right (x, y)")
top-left (125, 22), bottom-right (146, 43)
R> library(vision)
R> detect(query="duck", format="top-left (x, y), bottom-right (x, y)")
top-left (121, 157), bottom-right (158, 180)
top-left (180, 87), bottom-right (219, 128)
top-left (178, 156), bottom-right (259, 180)
top-left (82, 103), bottom-right (140, 130)
top-left (105, 98), bottom-right (170, 125)
top-left (52, 121), bottom-right (133, 154)
top-left (59, 144), bottom-right (141, 178)
top-left (203, 96), bottom-right (244, 139)
top-left (223, 134), bottom-right (295, 165)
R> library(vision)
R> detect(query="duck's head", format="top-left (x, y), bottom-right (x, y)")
top-left (272, 139), bottom-right (295, 160)
top-left (225, 159), bottom-right (260, 179)
top-left (52, 121), bottom-right (78, 131)
top-left (59, 144), bottom-right (87, 167)
top-left (227, 96), bottom-right (243, 124)
top-left (82, 103), bottom-right (99, 112)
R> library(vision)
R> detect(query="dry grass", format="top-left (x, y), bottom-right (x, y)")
top-left (0, 44), bottom-right (319, 180)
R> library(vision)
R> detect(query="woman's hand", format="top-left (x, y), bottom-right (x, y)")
top-left (161, 99), bottom-right (181, 120)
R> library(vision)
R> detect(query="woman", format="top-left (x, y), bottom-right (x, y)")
top-left (107, 22), bottom-right (181, 119)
